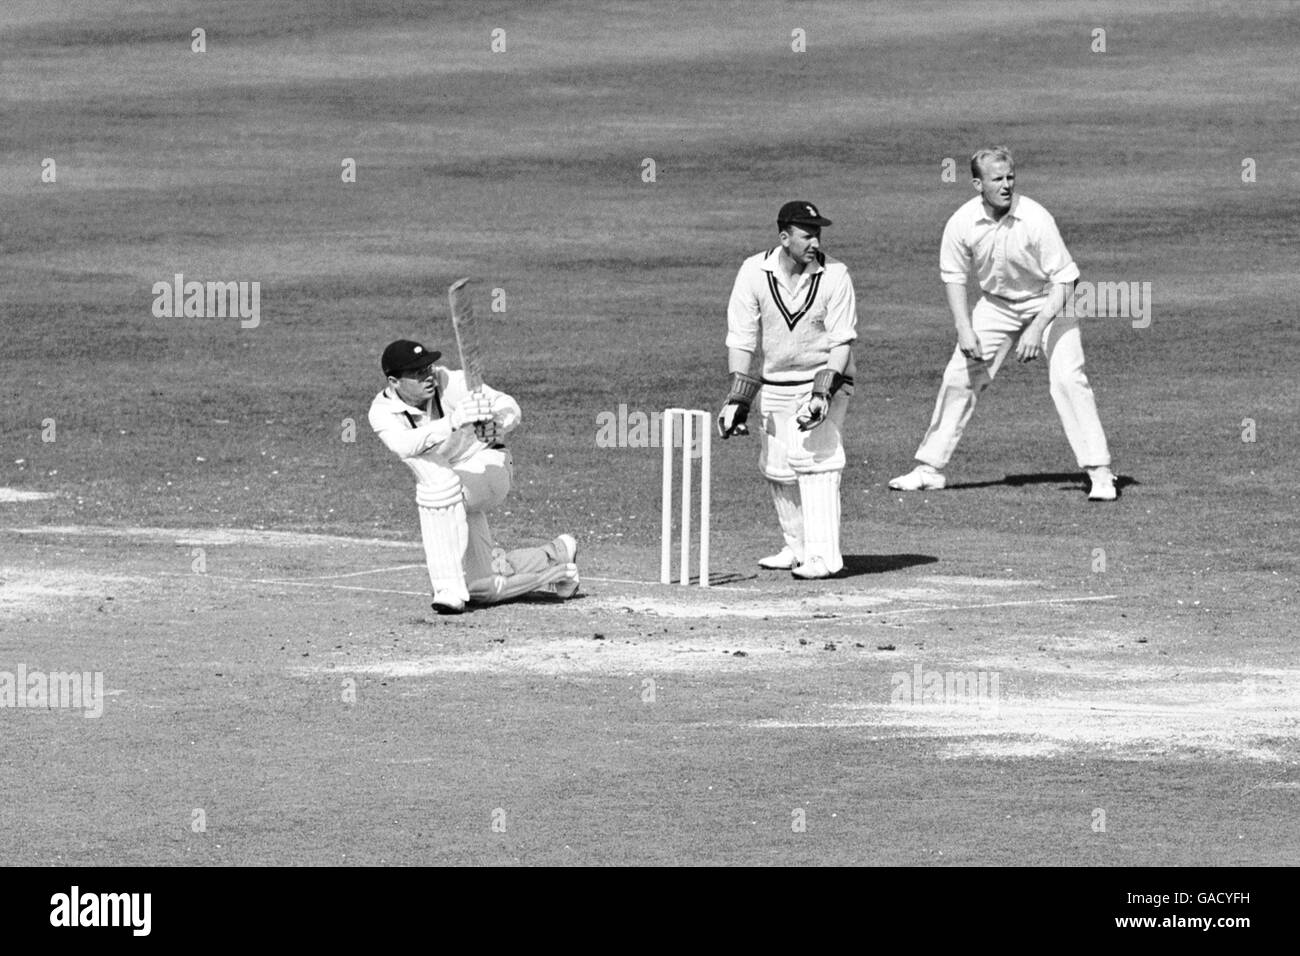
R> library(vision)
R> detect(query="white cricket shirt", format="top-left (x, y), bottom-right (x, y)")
top-left (725, 247), bottom-right (857, 382)
top-left (368, 368), bottom-right (520, 504)
top-left (940, 194), bottom-right (1080, 301)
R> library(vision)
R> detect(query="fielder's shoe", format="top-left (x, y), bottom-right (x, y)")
top-left (431, 596), bottom-right (466, 615)
top-left (1087, 467), bottom-right (1117, 502)
top-left (758, 547), bottom-right (798, 570)
top-left (550, 533), bottom-right (579, 565)
top-left (549, 562), bottom-right (580, 599)
top-left (888, 465), bottom-right (946, 491)
top-left (791, 557), bottom-right (833, 580)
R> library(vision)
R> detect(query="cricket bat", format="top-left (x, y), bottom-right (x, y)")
top-left (447, 277), bottom-right (485, 392)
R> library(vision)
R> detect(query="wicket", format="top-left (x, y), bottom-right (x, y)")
top-left (660, 408), bottom-right (711, 587)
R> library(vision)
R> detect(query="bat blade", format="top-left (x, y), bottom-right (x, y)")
top-left (447, 277), bottom-right (485, 391)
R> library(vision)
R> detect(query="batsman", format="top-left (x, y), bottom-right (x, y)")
top-left (717, 201), bottom-right (858, 579)
top-left (368, 307), bottom-right (579, 614)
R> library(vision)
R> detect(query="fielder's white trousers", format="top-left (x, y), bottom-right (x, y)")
top-left (914, 294), bottom-right (1111, 470)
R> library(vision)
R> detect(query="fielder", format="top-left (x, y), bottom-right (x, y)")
top-left (717, 201), bottom-right (858, 579)
top-left (368, 339), bottom-right (579, 614)
top-left (889, 146), bottom-right (1117, 501)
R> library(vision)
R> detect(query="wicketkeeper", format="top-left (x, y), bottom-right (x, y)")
top-left (717, 201), bottom-right (858, 579)
top-left (368, 339), bottom-right (579, 614)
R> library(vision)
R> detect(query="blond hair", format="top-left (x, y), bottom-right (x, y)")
top-left (971, 146), bottom-right (1014, 179)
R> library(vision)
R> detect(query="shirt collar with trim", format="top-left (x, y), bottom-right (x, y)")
top-left (761, 246), bottom-right (826, 277)
top-left (381, 383), bottom-right (438, 417)
top-left (975, 193), bottom-right (1021, 225)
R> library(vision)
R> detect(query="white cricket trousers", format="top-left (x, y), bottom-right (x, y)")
top-left (416, 448), bottom-right (568, 604)
top-left (914, 293), bottom-right (1111, 470)
top-left (757, 381), bottom-right (852, 573)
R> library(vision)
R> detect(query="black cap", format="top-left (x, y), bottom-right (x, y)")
top-left (778, 200), bottom-right (832, 229)
top-left (381, 340), bottom-right (442, 376)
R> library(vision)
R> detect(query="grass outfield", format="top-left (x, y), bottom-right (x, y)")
top-left (1, 1), bottom-right (1297, 866)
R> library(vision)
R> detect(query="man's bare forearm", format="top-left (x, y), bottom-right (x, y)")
top-left (1029, 282), bottom-right (1071, 329)
top-left (945, 282), bottom-right (972, 334)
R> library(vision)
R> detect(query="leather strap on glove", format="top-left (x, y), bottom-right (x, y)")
top-left (726, 371), bottom-right (762, 406)
top-left (812, 368), bottom-right (843, 398)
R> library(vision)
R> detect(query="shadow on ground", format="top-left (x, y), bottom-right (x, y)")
top-left (838, 553), bottom-right (939, 578)
top-left (945, 472), bottom-right (1138, 493)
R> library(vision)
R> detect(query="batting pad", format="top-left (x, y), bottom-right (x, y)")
top-left (419, 501), bottom-right (470, 602)
top-left (798, 471), bottom-right (843, 573)
top-left (769, 480), bottom-right (805, 563)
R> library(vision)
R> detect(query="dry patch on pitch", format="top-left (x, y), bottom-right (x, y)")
top-left (754, 660), bottom-right (1300, 764)
top-left (303, 632), bottom-right (818, 678)
top-left (0, 489), bottom-right (56, 502)
top-left (304, 647), bottom-right (1298, 763)
top-left (305, 623), bottom-right (1298, 764)
top-left (0, 567), bottom-right (144, 614)
top-left (297, 577), bottom-right (1057, 678)
top-left (297, 575), bottom-right (1110, 681)
top-left (582, 575), bottom-right (1038, 620)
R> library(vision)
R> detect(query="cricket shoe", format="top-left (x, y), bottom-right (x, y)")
top-left (1087, 467), bottom-right (1117, 502)
top-left (548, 562), bottom-right (581, 599)
top-left (791, 557), bottom-right (833, 580)
top-left (888, 465), bottom-right (946, 491)
top-left (758, 547), bottom-right (798, 570)
top-left (430, 596), bottom-right (466, 615)
top-left (550, 533), bottom-right (579, 565)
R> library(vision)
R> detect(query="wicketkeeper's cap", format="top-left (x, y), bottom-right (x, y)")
top-left (778, 200), bottom-right (832, 229)
top-left (381, 340), bottom-right (442, 376)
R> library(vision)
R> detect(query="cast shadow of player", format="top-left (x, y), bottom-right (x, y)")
top-left (944, 471), bottom-right (1138, 494)
top-left (715, 557), bottom-right (938, 584)
top-left (837, 553), bottom-right (939, 579)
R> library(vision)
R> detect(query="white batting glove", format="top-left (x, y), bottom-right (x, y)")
top-left (473, 419), bottom-right (501, 445)
top-left (449, 394), bottom-right (494, 431)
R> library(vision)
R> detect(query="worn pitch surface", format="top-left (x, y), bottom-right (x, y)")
top-left (1, 1), bottom-right (1297, 865)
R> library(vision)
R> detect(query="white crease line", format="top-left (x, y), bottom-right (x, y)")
top-left (294, 564), bottom-right (426, 580)
top-left (6, 525), bottom-right (419, 549)
top-left (586, 575), bottom-right (762, 593)
top-left (881, 595), bottom-right (1119, 615)
top-left (159, 571), bottom-right (426, 597)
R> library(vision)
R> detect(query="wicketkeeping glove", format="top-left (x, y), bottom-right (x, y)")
top-left (795, 395), bottom-right (829, 431)
top-left (716, 371), bottom-right (761, 439)
top-left (796, 368), bottom-right (842, 431)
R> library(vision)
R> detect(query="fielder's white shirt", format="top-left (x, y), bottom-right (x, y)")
top-left (940, 194), bottom-right (1080, 301)
top-left (368, 368), bottom-right (520, 506)
top-left (725, 247), bottom-right (857, 382)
